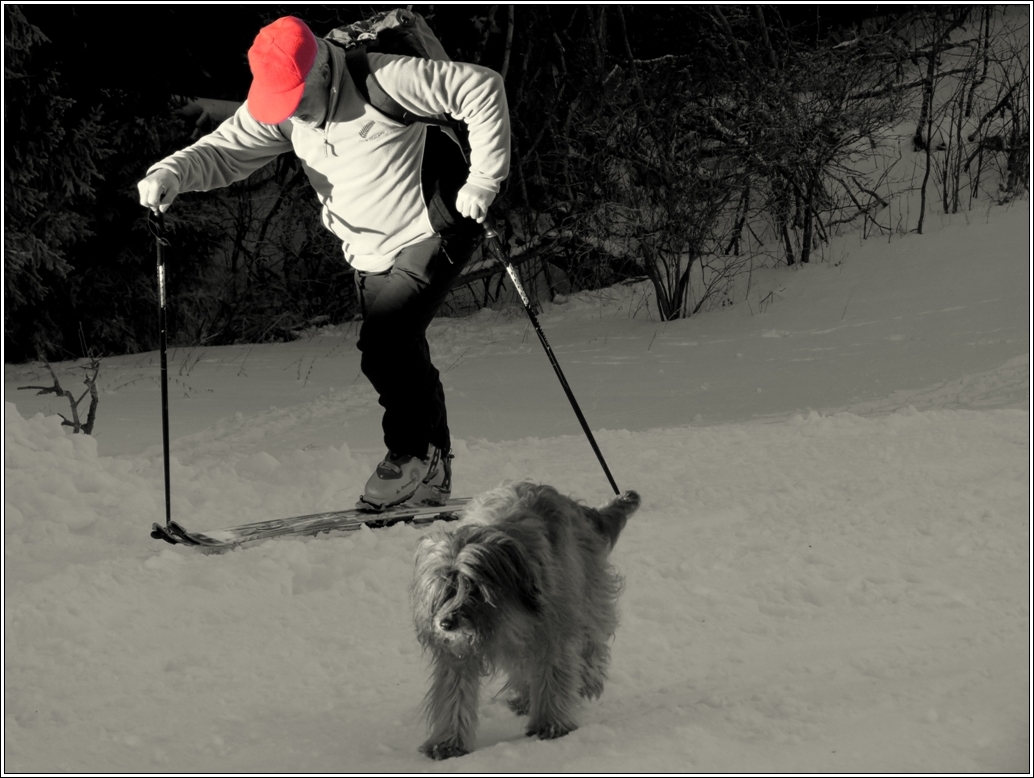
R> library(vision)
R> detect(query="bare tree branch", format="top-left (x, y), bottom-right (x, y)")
top-left (17, 359), bottom-right (101, 434)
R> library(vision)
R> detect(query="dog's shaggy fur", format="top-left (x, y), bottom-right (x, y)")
top-left (409, 481), bottom-right (640, 760)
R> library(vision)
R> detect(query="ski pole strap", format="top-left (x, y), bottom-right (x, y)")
top-left (484, 219), bottom-right (621, 496)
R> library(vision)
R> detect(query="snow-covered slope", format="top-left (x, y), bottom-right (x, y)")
top-left (3, 203), bottom-right (1030, 772)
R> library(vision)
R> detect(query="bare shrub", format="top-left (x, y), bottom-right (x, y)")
top-left (18, 359), bottom-right (101, 434)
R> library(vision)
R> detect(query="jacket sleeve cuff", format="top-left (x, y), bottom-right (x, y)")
top-left (465, 175), bottom-right (501, 194)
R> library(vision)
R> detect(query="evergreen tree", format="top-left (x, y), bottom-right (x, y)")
top-left (4, 5), bottom-right (112, 359)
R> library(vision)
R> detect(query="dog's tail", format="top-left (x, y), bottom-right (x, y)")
top-left (591, 490), bottom-right (640, 549)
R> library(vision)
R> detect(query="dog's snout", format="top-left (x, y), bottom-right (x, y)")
top-left (438, 613), bottom-right (459, 632)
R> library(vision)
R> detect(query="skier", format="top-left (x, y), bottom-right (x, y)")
top-left (137, 16), bottom-right (510, 509)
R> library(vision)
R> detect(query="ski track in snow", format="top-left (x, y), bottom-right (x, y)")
top-left (4, 205), bottom-right (1031, 772)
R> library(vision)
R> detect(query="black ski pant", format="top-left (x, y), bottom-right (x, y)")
top-left (355, 225), bottom-right (481, 460)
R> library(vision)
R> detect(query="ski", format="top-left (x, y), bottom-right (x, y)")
top-left (149, 497), bottom-right (469, 550)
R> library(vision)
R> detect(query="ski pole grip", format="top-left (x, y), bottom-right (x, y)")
top-left (483, 211), bottom-right (502, 240)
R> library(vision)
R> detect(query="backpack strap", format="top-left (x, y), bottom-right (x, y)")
top-left (344, 47), bottom-right (453, 128)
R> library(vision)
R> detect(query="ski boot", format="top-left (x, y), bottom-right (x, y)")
top-left (413, 450), bottom-right (453, 506)
top-left (358, 445), bottom-right (448, 511)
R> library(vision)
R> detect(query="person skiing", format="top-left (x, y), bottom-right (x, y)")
top-left (137, 15), bottom-right (510, 509)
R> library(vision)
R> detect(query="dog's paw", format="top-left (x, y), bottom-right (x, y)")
top-left (506, 696), bottom-right (530, 716)
top-left (579, 677), bottom-right (605, 700)
top-left (526, 722), bottom-right (576, 740)
top-left (420, 738), bottom-right (469, 760)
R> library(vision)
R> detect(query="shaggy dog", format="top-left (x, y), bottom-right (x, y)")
top-left (409, 481), bottom-right (641, 760)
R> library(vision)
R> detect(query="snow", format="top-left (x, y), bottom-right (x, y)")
top-left (3, 202), bottom-right (1030, 773)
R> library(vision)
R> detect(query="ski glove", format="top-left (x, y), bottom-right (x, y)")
top-left (137, 169), bottom-right (181, 213)
top-left (455, 182), bottom-right (496, 224)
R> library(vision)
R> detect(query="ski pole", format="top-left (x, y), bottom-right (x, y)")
top-left (483, 216), bottom-right (621, 496)
top-left (151, 211), bottom-right (173, 528)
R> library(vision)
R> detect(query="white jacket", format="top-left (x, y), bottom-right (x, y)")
top-left (150, 44), bottom-right (510, 272)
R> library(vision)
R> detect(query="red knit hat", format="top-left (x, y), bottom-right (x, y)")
top-left (247, 16), bottom-right (318, 124)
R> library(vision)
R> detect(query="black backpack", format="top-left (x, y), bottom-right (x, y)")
top-left (325, 8), bottom-right (455, 130)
